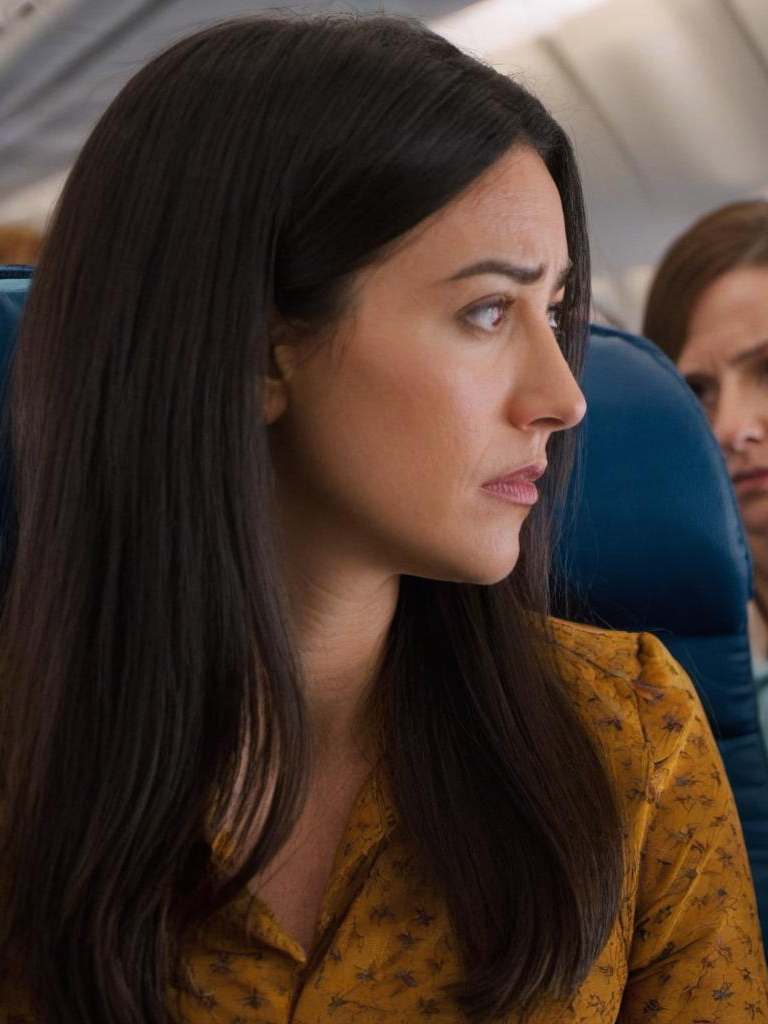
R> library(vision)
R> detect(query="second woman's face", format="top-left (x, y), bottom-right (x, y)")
top-left (265, 146), bottom-right (586, 586)
top-left (678, 266), bottom-right (768, 537)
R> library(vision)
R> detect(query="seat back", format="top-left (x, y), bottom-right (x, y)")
top-left (0, 267), bottom-right (32, 579)
top-left (555, 323), bottom-right (768, 945)
top-left (0, 265), bottom-right (31, 347)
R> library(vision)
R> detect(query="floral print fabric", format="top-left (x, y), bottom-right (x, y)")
top-left (2, 619), bottom-right (767, 1022)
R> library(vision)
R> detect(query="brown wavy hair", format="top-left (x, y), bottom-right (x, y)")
top-left (0, 14), bottom-right (625, 1023)
top-left (643, 199), bottom-right (768, 360)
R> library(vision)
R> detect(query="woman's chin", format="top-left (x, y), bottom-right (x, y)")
top-left (434, 542), bottom-right (522, 587)
top-left (739, 493), bottom-right (768, 536)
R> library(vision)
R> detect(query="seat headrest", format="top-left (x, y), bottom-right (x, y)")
top-left (0, 266), bottom-right (31, 346)
top-left (557, 324), bottom-right (752, 637)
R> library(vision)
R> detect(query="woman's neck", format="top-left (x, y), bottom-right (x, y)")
top-left (286, 567), bottom-right (399, 755)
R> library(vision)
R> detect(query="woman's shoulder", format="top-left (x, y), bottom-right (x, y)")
top-left (546, 616), bottom-right (708, 765)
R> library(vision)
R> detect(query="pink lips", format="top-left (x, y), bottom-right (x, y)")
top-left (481, 463), bottom-right (546, 506)
top-left (732, 467), bottom-right (768, 494)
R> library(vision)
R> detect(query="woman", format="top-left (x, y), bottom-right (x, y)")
top-left (1, 16), bottom-right (765, 1024)
top-left (643, 200), bottom-right (768, 742)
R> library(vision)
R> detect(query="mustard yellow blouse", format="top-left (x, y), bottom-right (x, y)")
top-left (2, 619), bottom-right (767, 1023)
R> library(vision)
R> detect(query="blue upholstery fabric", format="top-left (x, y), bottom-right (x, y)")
top-left (0, 265), bottom-right (31, 344)
top-left (0, 267), bottom-right (31, 572)
top-left (556, 323), bottom-right (768, 947)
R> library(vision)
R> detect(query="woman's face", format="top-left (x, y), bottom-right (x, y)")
top-left (265, 146), bottom-right (586, 586)
top-left (677, 266), bottom-right (768, 537)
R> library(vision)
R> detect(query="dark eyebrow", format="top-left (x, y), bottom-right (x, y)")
top-left (682, 339), bottom-right (768, 384)
top-left (445, 259), bottom-right (572, 291)
top-left (729, 338), bottom-right (768, 368)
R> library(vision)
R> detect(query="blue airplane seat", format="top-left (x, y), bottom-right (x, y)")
top-left (555, 322), bottom-right (768, 948)
top-left (0, 265), bottom-right (31, 345)
top-left (0, 267), bottom-right (32, 577)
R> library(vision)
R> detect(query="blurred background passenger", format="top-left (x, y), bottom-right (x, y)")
top-left (0, 224), bottom-right (42, 265)
top-left (643, 200), bottom-right (768, 740)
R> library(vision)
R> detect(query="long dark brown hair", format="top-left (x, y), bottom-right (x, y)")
top-left (643, 198), bottom-right (768, 359)
top-left (0, 14), bottom-right (624, 1023)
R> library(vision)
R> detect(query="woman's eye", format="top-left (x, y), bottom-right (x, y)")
top-left (462, 298), bottom-right (511, 333)
top-left (547, 303), bottom-right (563, 333)
top-left (460, 298), bottom-right (563, 336)
top-left (686, 377), bottom-right (716, 407)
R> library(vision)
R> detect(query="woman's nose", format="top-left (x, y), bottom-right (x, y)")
top-left (712, 390), bottom-right (767, 453)
top-left (509, 318), bottom-right (587, 434)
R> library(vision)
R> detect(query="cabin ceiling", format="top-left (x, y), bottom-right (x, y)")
top-left (1, 0), bottom-right (766, 329)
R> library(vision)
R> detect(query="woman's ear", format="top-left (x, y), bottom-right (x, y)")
top-left (262, 344), bottom-right (292, 425)
top-left (262, 317), bottom-right (299, 425)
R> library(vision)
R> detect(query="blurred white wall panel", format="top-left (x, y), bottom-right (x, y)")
top-left (0, 168), bottom-right (65, 226)
top-left (549, 0), bottom-right (768, 202)
top-left (489, 35), bottom-right (656, 282)
top-left (726, 0), bottom-right (768, 60)
top-left (431, 0), bottom-right (608, 52)
top-left (0, 0), bottom-right (75, 69)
